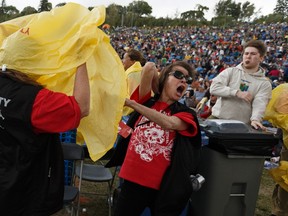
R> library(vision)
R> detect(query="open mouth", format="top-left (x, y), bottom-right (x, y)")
top-left (176, 85), bottom-right (185, 96)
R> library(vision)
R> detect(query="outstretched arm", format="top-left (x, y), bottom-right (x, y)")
top-left (125, 98), bottom-right (189, 131)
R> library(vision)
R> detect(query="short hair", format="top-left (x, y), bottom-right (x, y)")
top-left (126, 48), bottom-right (146, 66)
top-left (243, 40), bottom-right (267, 57)
top-left (158, 61), bottom-right (195, 94)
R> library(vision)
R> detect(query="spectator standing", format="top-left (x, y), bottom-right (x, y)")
top-left (268, 64), bottom-right (282, 81)
top-left (199, 94), bottom-right (217, 119)
top-left (184, 89), bottom-right (196, 108)
top-left (178, 89), bottom-right (196, 108)
top-left (0, 63), bottom-right (90, 215)
top-left (194, 83), bottom-right (207, 106)
top-left (122, 48), bottom-right (146, 96)
top-left (122, 48), bottom-right (146, 116)
top-left (210, 40), bottom-right (272, 129)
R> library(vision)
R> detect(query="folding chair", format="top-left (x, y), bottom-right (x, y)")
top-left (62, 142), bottom-right (84, 216)
top-left (75, 159), bottom-right (114, 216)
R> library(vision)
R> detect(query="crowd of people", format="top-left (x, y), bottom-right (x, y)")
top-left (109, 23), bottom-right (287, 74)
top-left (107, 23), bottom-right (288, 216)
top-left (108, 22), bottom-right (288, 116)
top-left (1, 3), bottom-right (287, 215)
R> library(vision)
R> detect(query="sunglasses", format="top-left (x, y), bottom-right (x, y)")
top-left (170, 70), bottom-right (193, 84)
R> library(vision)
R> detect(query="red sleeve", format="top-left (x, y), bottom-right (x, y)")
top-left (199, 106), bottom-right (211, 119)
top-left (174, 112), bottom-right (198, 137)
top-left (130, 86), bottom-right (151, 104)
top-left (31, 89), bottom-right (81, 134)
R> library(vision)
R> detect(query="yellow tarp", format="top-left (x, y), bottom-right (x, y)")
top-left (0, 3), bottom-right (126, 161)
top-left (264, 83), bottom-right (288, 192)
top-left (264, 84), bottom-right (288, 141)
top-left (269, 161), bottom-right (288, 192)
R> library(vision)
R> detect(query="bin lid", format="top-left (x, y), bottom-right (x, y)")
top-left (201, 119), bottom-right (277, 138)
top-left (202, 119), bottom-right (249, 133)
top-left (200, 119), bottom-right (279, 157)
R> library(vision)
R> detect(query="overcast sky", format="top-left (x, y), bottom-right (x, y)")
top-left (6, 0), bottom-right (278, 20)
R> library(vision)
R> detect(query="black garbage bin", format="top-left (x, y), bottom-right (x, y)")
top-left (190, 119), bottom-right (278, 216)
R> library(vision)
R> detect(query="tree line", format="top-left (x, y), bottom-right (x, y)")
top-left (0, 0), bottom-right (287, 27)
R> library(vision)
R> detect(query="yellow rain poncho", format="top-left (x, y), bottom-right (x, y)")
top-left (264, 83), bottom-right (288, 192)
top-left (0, 3), bottom-right (126, 161)
top-left (122, 61), bottom-right (142, 116)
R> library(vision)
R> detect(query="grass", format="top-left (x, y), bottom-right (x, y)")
top-left (53, 163), bottom-right (275, 216)
top-left (255, 168), bottom-right (275, 216)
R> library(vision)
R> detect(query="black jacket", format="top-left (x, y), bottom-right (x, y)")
top-left (106, 97), bottom-right (202, 216)
top-left (0, 74), bottom-right (64, 216)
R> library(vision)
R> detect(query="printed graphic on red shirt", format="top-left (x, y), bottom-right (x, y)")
top-left (129, 111), bottom-right (175, 163)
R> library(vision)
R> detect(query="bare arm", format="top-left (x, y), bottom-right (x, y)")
top-left (139, 62), bottom-right (159, 100)
top-left (152, 68), bottom-right (160, 95)
top-left (73, 63), bottom-right (90, 118)
top-left (125, 98), bottom-right (189, 131)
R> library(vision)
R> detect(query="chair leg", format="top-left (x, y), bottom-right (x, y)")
top-left (64, 204), bottom-right (72, 216)
top-left (76, 195), bottom-right (80, 216)
top-left (69, 203), bottom-right (78, 216)
top-left (107, 180), bottom-right (113, 216)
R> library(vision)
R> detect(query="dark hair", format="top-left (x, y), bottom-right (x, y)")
top-left (243, 40), bottom-right (267, 57)
top-left (158, 61), bottom-right (195, 94)
top-left (0, 69), bottom-right (42, 87)
top-left (126, 48), bottom-right (146, 66)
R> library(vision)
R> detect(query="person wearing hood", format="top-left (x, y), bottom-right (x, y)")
top-left (209, 40), bottom-right (272, 129)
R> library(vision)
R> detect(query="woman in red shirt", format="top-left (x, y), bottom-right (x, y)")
top-left (114, 61), bottom-right (200, 216)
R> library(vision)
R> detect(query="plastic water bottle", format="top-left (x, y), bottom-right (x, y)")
top-left (264, 161), bottom-right (278, 170)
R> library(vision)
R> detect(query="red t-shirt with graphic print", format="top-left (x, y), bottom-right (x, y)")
top-left (119, 88), bottom-right (198, 190)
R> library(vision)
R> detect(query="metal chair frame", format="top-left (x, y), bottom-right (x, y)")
top-left (76, 159), bottom-right (115, 216)
top-left (62, 142), bottom-right (84, 216)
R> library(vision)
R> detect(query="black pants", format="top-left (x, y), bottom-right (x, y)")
top-left (113, 180), bottom-right (158, 216)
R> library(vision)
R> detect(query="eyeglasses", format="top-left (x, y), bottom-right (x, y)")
top-left (170, 70), bottom-right (193, 84)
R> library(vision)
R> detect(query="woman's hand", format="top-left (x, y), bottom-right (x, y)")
top-left (124, 98), bottom-right (135, 108)
top-left (143, 62), bottom-right (157, 71)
